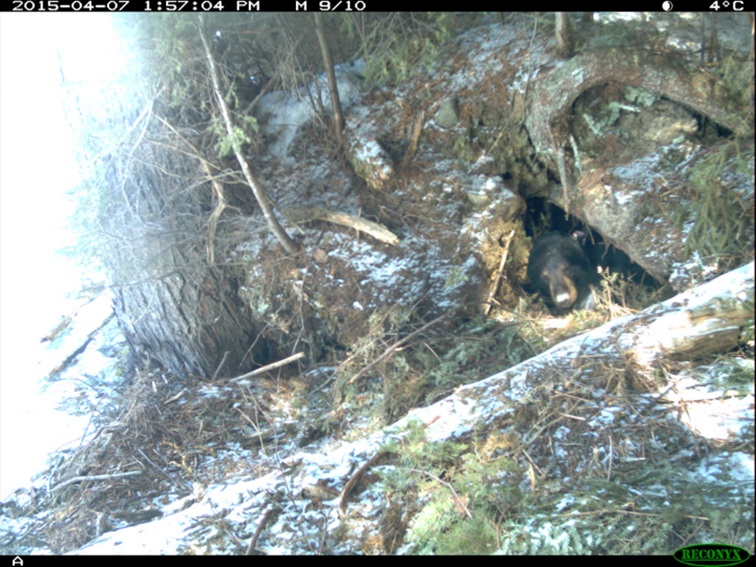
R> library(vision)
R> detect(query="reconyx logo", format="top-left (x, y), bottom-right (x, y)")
top-left (674, 543), bottom-right (751, 567)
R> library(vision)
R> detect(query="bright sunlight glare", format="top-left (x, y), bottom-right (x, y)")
top-left (0, 13), bottom-right (126, 498)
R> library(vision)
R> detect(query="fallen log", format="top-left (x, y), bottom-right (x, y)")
top-left (71, 262), bottom-right (754, 555)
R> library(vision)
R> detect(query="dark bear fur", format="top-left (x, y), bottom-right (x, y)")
top-left (527, 232), bottom-right (595, 311)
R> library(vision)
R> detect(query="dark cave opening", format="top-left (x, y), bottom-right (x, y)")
top-left (523, 197), bottom-right (661, 289)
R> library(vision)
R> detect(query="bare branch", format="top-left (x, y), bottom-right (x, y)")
top-left (197, 15), bottom-right (299, 255)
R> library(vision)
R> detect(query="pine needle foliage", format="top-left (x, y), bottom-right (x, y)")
top-left (342, 13), bottom-right (455, 88)
top-left (681, 141), bottom-right (753, 269)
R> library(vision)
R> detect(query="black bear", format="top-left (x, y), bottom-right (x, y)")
top-left (527, 232), bottom-right (595, 311)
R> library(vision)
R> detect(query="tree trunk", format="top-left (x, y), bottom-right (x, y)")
top-left (555, 13), bottom-right (573, 57)
top-left (97, 109), bottom-right (267, 379)
top-left (112, 261), bottom-right (261, 379)
top-left (314, 13), bottom-right (346, 149)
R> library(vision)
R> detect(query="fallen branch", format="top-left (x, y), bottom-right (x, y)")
top-left (230, 352), bottom-right (305, 383)
top-left (338, 451), bottom-right (388, 519)
top-left (283, 206), bottom-right (400, 246)
top-left (245, 508), bottom-right (274, 555)
top-left (50, 470), bottom-right (142, 493)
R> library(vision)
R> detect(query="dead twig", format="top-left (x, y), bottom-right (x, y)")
top-left (212, 351), bottom-right (230, 380)
top-left (484, 229), bottom-right (516, 315)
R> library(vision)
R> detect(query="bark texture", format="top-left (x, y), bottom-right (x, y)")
top-left (525, 47), bottom-right (740, 172)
